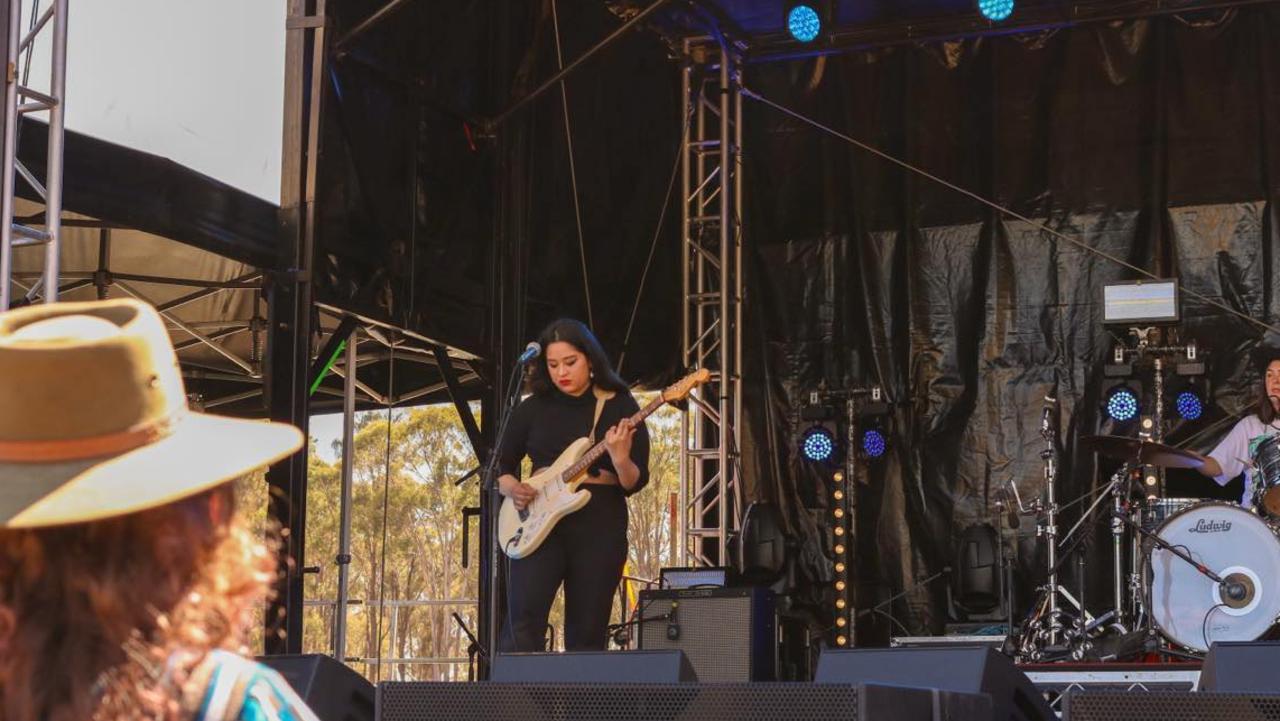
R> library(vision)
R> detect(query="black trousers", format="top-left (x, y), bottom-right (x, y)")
top-left (502, 485), bottom-right (628, 652)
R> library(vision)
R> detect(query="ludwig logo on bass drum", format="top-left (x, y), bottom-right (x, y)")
top-left (1188, 518), bottom-right (1232, 533)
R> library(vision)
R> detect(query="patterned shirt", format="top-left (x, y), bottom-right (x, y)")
top-left (1207, 415), bottom-right (1280, 504)
top-left (186, 651), bottom-right (319, 721)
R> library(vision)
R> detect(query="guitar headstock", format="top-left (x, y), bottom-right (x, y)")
top-left (662, 368), bottom-right (712, 403)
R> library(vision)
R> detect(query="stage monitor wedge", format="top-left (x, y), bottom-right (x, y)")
top-left (816, 646), bottom-right (1053, 721)
top-left (1200, 641), bottom-right (1280, 692)
top-left (1065, 689), bottom-right (1280, 721)
top-left (258, 653), bottom-right (374, 721)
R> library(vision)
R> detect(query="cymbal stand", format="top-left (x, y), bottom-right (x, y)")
top-left (1011, 396), bottom-right (1072, 657)
top-left (1012, 474), bottom-right (1118, 660)
top-left (1039, 395), bottom-right (1063, 647)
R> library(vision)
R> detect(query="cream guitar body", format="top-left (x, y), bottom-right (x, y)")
top-left (497, 437), bottom-right (595, 559)
top-left (496, 368), bottom-right (710, 560)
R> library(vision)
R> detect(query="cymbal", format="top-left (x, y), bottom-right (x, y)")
top-left (1080, 435), bottom-right (1205, 469)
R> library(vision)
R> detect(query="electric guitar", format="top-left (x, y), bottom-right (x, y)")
top-left (498, 369), bottom-right (710, 559)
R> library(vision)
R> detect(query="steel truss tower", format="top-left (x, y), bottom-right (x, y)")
top-left (0, 0), bottom-right (68, 308)
top-left (679, 39), bottom-right (743, 567)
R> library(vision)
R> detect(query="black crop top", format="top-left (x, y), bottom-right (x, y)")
top-left (496, 387), bottom-right (651, 496)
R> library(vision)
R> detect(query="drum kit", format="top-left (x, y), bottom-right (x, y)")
top-left (1011, 420), bottom-right (1280, 662)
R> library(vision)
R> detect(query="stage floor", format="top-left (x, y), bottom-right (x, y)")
top-left (1021, 662), bottom-right (1202, 718)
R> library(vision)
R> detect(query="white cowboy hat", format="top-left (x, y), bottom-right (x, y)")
top-left (0, 298), bottom-right (303, 528)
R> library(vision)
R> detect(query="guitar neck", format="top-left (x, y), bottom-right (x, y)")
top-left (563, 395), bottom-right (663, 481)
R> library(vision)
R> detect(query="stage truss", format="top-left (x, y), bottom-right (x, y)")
top-left (0, 0), bottom-right (67, 309)
top-left (679, 38), bottom-right (743, 567)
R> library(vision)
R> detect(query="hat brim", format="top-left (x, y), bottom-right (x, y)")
top-left (0, 413), bottom-right (304, 529)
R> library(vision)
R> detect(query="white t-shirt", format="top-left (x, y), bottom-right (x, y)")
top-left (1207, 414), bottom-right (1280, 504)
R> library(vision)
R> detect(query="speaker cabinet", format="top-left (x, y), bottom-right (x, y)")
top-left (258, 654), bottom-right (374, 721)
top-left (1200, 641), bottom-right (1280, 692)
top-left (1064, 689), bottom-right (1280, 721)
top-left (636, 587), bottom-right (776, 682)
top-left (377, 681), bottom-right (991, 721)
top-left (491, 650), bottom-right (697, 683)
top-left (816, 647), bottom-right (1053, 721)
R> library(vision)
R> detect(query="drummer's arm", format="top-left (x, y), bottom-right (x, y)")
top-left (1195, 422), bottom-right (1249, 483)
top-left (1193, 453), bottom-right (1223, 478)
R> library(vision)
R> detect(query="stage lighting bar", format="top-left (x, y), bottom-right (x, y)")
top-left (829, 466), bottom-right (852, 646)
top-left (802, 425), bottom-right (837, 463)
top-left (978, 0), bottom-right (1015, 22)
top-left (785, 2), bottom-right (826, 43)
top-left (1175, 390), bottom-right (1203, 421)
top-left (861, 428), bottom-right (887, 459)
top-left (783, 2), bottom-right (824, 42)
top-left (1105, 386), bottom-right (1140, 422)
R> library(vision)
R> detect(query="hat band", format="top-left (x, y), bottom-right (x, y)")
top-left (0, 414), bottom-right (180, 463)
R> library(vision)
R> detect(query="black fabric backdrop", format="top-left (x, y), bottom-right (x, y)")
top-left (317, 2), bottom-right (1280, 643)
top-left (736, 7), bottom-right (1280, 640)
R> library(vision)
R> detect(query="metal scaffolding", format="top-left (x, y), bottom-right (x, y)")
top-left (0, 0), bottom-right (68, 308)
top-left (679, 39), bottom-right (743, 567)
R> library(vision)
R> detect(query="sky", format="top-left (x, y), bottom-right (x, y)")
top-left (30, 0), bottom-right (286, 202)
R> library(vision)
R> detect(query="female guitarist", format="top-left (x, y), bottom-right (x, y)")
top-left (496, 318), bottom-right (651, 652)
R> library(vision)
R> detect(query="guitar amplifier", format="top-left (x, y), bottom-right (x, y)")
top-left (636, 587), bottom-right (776, 682)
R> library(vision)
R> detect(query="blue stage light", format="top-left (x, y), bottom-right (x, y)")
top-left (1106, 387), bottom-right (1140, 422)
top-left (787, 4), bottom-right (822, 43)
top-left (978, 0), bottom-right (1015, 22)
top-left (862, 429), bottom-right (887, 459)
top-left (1176, 391), bottom-right (1204, 421)
top-left (801, 426), bottom-right (836, 462)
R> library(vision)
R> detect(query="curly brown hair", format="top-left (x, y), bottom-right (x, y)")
top-left (0, 484), bottom-right (277, 721)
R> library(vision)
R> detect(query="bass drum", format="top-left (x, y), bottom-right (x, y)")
top-left (1148, 502), bottom-right (1280, 653)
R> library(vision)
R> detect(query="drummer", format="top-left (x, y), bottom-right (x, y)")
top-left (1194, 347), bottom-right (1280, 504)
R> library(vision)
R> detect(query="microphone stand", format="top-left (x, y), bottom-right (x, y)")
top-left (1111, 506), bottom-right (1227, 588)
top-left (452, 612), bottom-right (483, 682)
top-left (483, 358), bottom-right (532, 669)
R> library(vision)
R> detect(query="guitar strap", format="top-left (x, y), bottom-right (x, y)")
top-left (590, 385), bottom-right (616, 443)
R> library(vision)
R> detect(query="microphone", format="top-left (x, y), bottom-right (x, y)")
top-left (1005, 491), bottom-right (1021, 530)
top-left (517, 342), bottom-right (542, 364)
top-left (666, 601), bottom-right (680, 641)
top-left (1223, 582), bottom-right (1247, 602)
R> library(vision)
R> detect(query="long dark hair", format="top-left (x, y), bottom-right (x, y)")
top-left (527, 319), bottom-right (628, 396)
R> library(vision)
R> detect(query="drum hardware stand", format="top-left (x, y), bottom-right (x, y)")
top-left (993, 489), bottom-right (1018, 653)
top-left (1012, 395), bottom-right (1105, 660)
top-left (1039, 395), bottom-right (1062, 646)
top-left (1015, 477), bottom-right (1124, 661)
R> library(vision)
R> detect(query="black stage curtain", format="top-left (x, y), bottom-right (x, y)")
top-left (739, 7), bottom-right (1280, 641)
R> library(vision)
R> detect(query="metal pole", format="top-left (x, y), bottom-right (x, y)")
top-left (732, 56), bottom-right (744, 530)
top-left (677, 41), bottom-right (691, 565)
top-left (691, 54), bottom-right (708, 565)
top-left (0, 0), bottom-right (22, 310)
top-left (1112, 491), bottom-right (1125, 626)
top-left (1044, 425), bottom-right (1059, 646)
top-left (334, 332), bottom-right (357, 662)
top-left (334, 0), bottom-right (413, 50)
top-left (716, 49), bottom-right (731, 562)
top-left (41, 0), bottom-right (67, 303)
